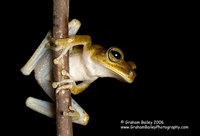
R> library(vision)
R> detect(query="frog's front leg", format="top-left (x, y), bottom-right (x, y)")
top-left (51, 35), bottom-right (92, 64)
top-left (53, 80), bottom-right (92, 95)
top-left (52, 70), bottom-right (96, 95)
top-left (26, 97), bottom-right (89, 125)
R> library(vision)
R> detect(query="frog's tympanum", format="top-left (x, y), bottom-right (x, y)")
top-left (21, 19), bottom-right (136, 126)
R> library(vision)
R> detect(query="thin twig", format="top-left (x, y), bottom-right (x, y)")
top-left (53, 0), bottom-right (73, 136)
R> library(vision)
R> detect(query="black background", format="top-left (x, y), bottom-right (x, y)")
top-left (6, 0), bottom-right (194, 135)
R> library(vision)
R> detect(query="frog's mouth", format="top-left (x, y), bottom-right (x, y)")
top-left (124, 61), bottom-right (136, 83)
top-left (105, 61), bottom-right (136, 83)
top-left (113, 68), bottom-right (136, 83)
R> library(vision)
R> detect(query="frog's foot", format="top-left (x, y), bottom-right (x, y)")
top-left (52, 79), bottom-right (76, 94)
top-left (63, 106), bottom-right (80, 120)
top-left (26, 97), bottom-right (89, 125)
top-left (52, 70), bottom-right (76, 94)
top-left (46, 37), bottom-right (71, 64)
top-left (47, 37), bottom-right (66, 51)
top-left (53, 47), bottom-right (68, 64)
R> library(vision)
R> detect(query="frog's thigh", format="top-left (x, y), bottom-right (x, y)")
top-left (34, 50), bottom-right (55, 100)
top-left (25, 97), bottom-right (89, 126)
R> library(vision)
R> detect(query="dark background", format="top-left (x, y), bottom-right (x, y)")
top-left (6, 0), bottom-right (194, 135)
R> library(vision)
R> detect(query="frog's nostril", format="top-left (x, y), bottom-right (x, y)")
top-left (129, 71), bottom-right (134, 77)
top-left (127, 61), bottom-right (136, 70)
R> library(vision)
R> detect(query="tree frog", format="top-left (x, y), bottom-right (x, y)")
top-left (21, 19), bottom-right (136, 126)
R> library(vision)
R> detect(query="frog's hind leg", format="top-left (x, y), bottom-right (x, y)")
top-left (26, 97), bottom-right (89, 125)
top-left (34, 49), bottom-right (55, 100)
top-left (21, 31), bottom-right (51, 75)
top-left (21, 19), bottom-right (81, 75)
top-left (21, 19), bottom-right (82, 100)
top-left (26, 97), bottom-right (55, 118)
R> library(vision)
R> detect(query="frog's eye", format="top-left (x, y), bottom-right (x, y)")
top-left (106, 47), bottom-right (124, 63)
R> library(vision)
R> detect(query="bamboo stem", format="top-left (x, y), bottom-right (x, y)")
top-left (53, 0), bottom-right (73, 136)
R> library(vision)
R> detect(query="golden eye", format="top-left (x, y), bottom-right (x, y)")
top-left (106, 47), bottom-right (124, 63)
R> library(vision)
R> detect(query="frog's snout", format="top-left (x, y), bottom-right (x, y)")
top-left (127, 61), bottom-right (136, 70)
top-left (126, 61), bottom-right (136, 83)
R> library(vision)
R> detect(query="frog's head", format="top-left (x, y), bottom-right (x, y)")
top-left (90, 44), bottom-right (136, 83)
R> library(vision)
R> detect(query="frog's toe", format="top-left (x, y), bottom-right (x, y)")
top-left (52, 77), bottom-right (76, 94)
top-left (56, 84), bottom-right (74, 94)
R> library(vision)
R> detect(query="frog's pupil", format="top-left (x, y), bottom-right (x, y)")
top-left (111, 51), bottom-right (121, 59)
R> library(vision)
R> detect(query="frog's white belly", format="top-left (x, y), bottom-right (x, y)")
top-left (69, 54), bottom-right (93, 81)
top-left (34, 49), bottom-right (99, 84)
